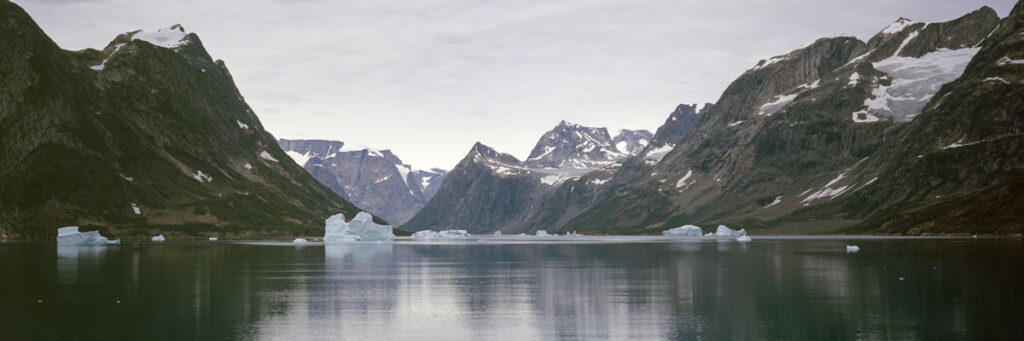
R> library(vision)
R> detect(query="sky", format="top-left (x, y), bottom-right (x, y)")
top-left (20, 0), bottom-right (1015, 170)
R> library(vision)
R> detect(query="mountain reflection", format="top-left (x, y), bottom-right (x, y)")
top-left (0, 239), bottom-right (1020, 340)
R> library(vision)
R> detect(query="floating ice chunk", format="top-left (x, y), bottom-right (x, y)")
top-left (151, 235), bottom-right (165, 242)
top-left (736, 235), bottom-right (752, 243)
top-left (293, 238), bottom-right (308, 244)
top-left (662, 225), bottom-right (703, 237)
top-left (846, 245), bottom-right (860, 253)
top-left (323, 212), bottom-right (395, 243)
top-left (56, 226), bottom-right (120, 245)
top-left (711, 225), bottom-right (747, 236)
top-left (535, 230), bottom-right (549, 237)
top-left (208, 237), bottom-right (218, 241)
top-left (493, 231), bottom-right (502, 236)
top-left (412, 230), bottom-right (442, 239)
top-left (439, 230), bottom-right (471, 238)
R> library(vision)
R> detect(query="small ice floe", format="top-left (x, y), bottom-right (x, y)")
top-left (565, 231), bottom-right (582, 237)
top-left (710, 225), bottom-right (747, 237)
top-left (535, 230), bottom-right (549, 237)
top-left (412, 230), bottom-right (471, 239)
top-left (56, 226), bottom-right (120, 245)
top-left (292, 238), bottom-right (308, 244)
top-left (493, 231), bottom-right (502, 236)
top-left (208, 237), bottom-right (218, 241)
top-left (736, 235), bottom-right (752, 243)
top-left (899, 277), bottom-right (905, 281)
top-left (323, 212), bottom-right (394, 242)
top-left (846, 245), bottom-right (860, 253)
top-left (151, 235), bottom-right (166, 242)
top-left (662, 225), bottom-right (702, 237)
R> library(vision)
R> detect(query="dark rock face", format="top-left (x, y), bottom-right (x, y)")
top-left (648, 103), bottom-right (711, 148)
top-left (565, 6), bottom-right (1018, 235)
top-left (276, 139), bottom-right (447, 225)
top-left (0, 2), bottom-right (367, 239)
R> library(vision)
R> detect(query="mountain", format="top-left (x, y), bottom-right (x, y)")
top-left (277, 139), bottom-right (447, 225)
top-left (401, 122), bottom-right (653, 233)
top-left (0, 1), bottom-right (371, 240)
top-left (565, 5), bottom-right (1023, 235)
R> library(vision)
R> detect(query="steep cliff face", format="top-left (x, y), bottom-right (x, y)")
top-left (0, 1), bottom-right (367, 239)
top-left (565, 6), bottom-right (1016, 235)
top-left (277, 138), bottom-right (447, 225)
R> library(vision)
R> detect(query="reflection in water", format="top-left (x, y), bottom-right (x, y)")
top-left (0, 239), bottom-right (1022, 340)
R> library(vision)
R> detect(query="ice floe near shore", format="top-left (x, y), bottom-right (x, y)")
top-left (708, 225), bottom-right (746, 237)
top-left (412, 230), bottom-right (471, 239)
top-left (736, 235), bottom-right (752, 243)
top-left (662, 225), bottom-right (703, 236)
top-left (56, 226), bottom-right (120, 245)
top-left (151, 235), bottom-right (166, 242)
top-left (324, 212), bottom-right (395, 242)
top-left (293, 238), bottom-right (308, 244)
top-left (846, 245), bottom-right (860, 253)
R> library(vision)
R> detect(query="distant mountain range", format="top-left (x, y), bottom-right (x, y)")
top-left (0, 0), bottom-right (372, 239)
top-left (277, 139), bottom-right (446, 225)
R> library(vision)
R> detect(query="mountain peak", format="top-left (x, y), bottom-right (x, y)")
top-left (127, 25), bottom-right (191, 49)
top-left (882, 17), bottom-right (918, 34)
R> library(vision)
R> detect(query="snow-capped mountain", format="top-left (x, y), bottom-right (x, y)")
top-left (566, 5), bottom-right (1024, 235)
top-left (402, 121), bottom-right (656, 233)
top-left (524, 121), bottom-right (647, 168)
top-left (277, 139), bottom-right (447, 225)
top-left (0, 2), bottom-right (369, 239)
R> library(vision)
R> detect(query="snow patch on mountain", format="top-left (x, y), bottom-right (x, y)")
top-left (130, 25), bottom-right (188, 48)
top-left (90, 43), bottom-right (125, 71)
top-left (285, 150), bottom-right (312, 167)
top-left (861, 47), bottom-right (980, 122)
top-left (260, 151), bottom-right (279, 162)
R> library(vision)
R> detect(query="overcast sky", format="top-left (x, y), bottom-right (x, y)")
top-left (20, 0), bottom-right (1014, 170)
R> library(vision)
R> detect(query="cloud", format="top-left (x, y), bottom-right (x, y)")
top-left (17, 0), bottom-right (1017, 169)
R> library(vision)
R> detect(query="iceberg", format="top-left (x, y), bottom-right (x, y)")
top-left (493, 231), bottom-right (502, 236)
top-left (736, 235), bottom-right (751, 243)
top-left (293, 238), bottom-right (308, 244)
top-left (151, 235), bottom-right (166, 242)
top-left (846, 245), bottom-right (860, 253)
top-left (439, 230), bottom-right (471, 238)
top-left (412, 230), bottom-right (471, 239)
top-left (323, 212), bottom-right (395, 243)
top-left (56, 226), bottom-right (120, 245)
top-left (536, 230), bottom-right (549, 237)
top-left (412, 230), bottom-right (442, 239)
top-left (662, 225), bottom-right (703, 237)
top-left (711, 225), bottom-right (746, 237)
top-left (208, 237), bottom-right (218, 241)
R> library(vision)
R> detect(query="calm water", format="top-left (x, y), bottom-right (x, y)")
top-left (1, 236), bottom-right (1021, 340)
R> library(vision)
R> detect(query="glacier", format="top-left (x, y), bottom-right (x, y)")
top-left (56, 226), bottom-right (120, 245)
top-left (324, 212), bottom-right (395, 242)
top-left (662, 225), bottom-right (703, 237)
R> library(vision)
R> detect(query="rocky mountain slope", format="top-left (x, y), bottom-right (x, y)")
top-left (565, 5), bottom-right (1022, 235)
top-left (277, 139), bottom-right (446, 225)
top-left (402, 122), bottom-right (657, 233)
top-left (0, 0), bottom-right (371, 239)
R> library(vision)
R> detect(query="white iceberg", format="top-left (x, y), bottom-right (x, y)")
top-left (324, 212), bottom-right (395, 242)
top-left (56, 226), bottom-right (120, 245)
top-left (439, 230), bottom-right (471, 238)
top-left (293, 238), bottom-right (308, 244)
top-left (846, 245), bottom-right (860, 253)
top-left (412, 230), bottom-right (471, 239)
top-left (151, 235), bottom-right (166, 242)
top-left (662, 225), bottom-right (703, 237)
top-left (493, 231), bottom-right (502, 236)
top-left (736, 235), bottom-right (752, 243)
top-left (711, 225), bottom-right (746, 237)
top-left (208, 237), bottom-right (218, 241)
top-left (536, 230), bottom-right (549, 236)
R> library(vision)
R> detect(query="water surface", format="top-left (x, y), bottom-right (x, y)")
top-left (1, 236), bottom-right (1021, 340)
